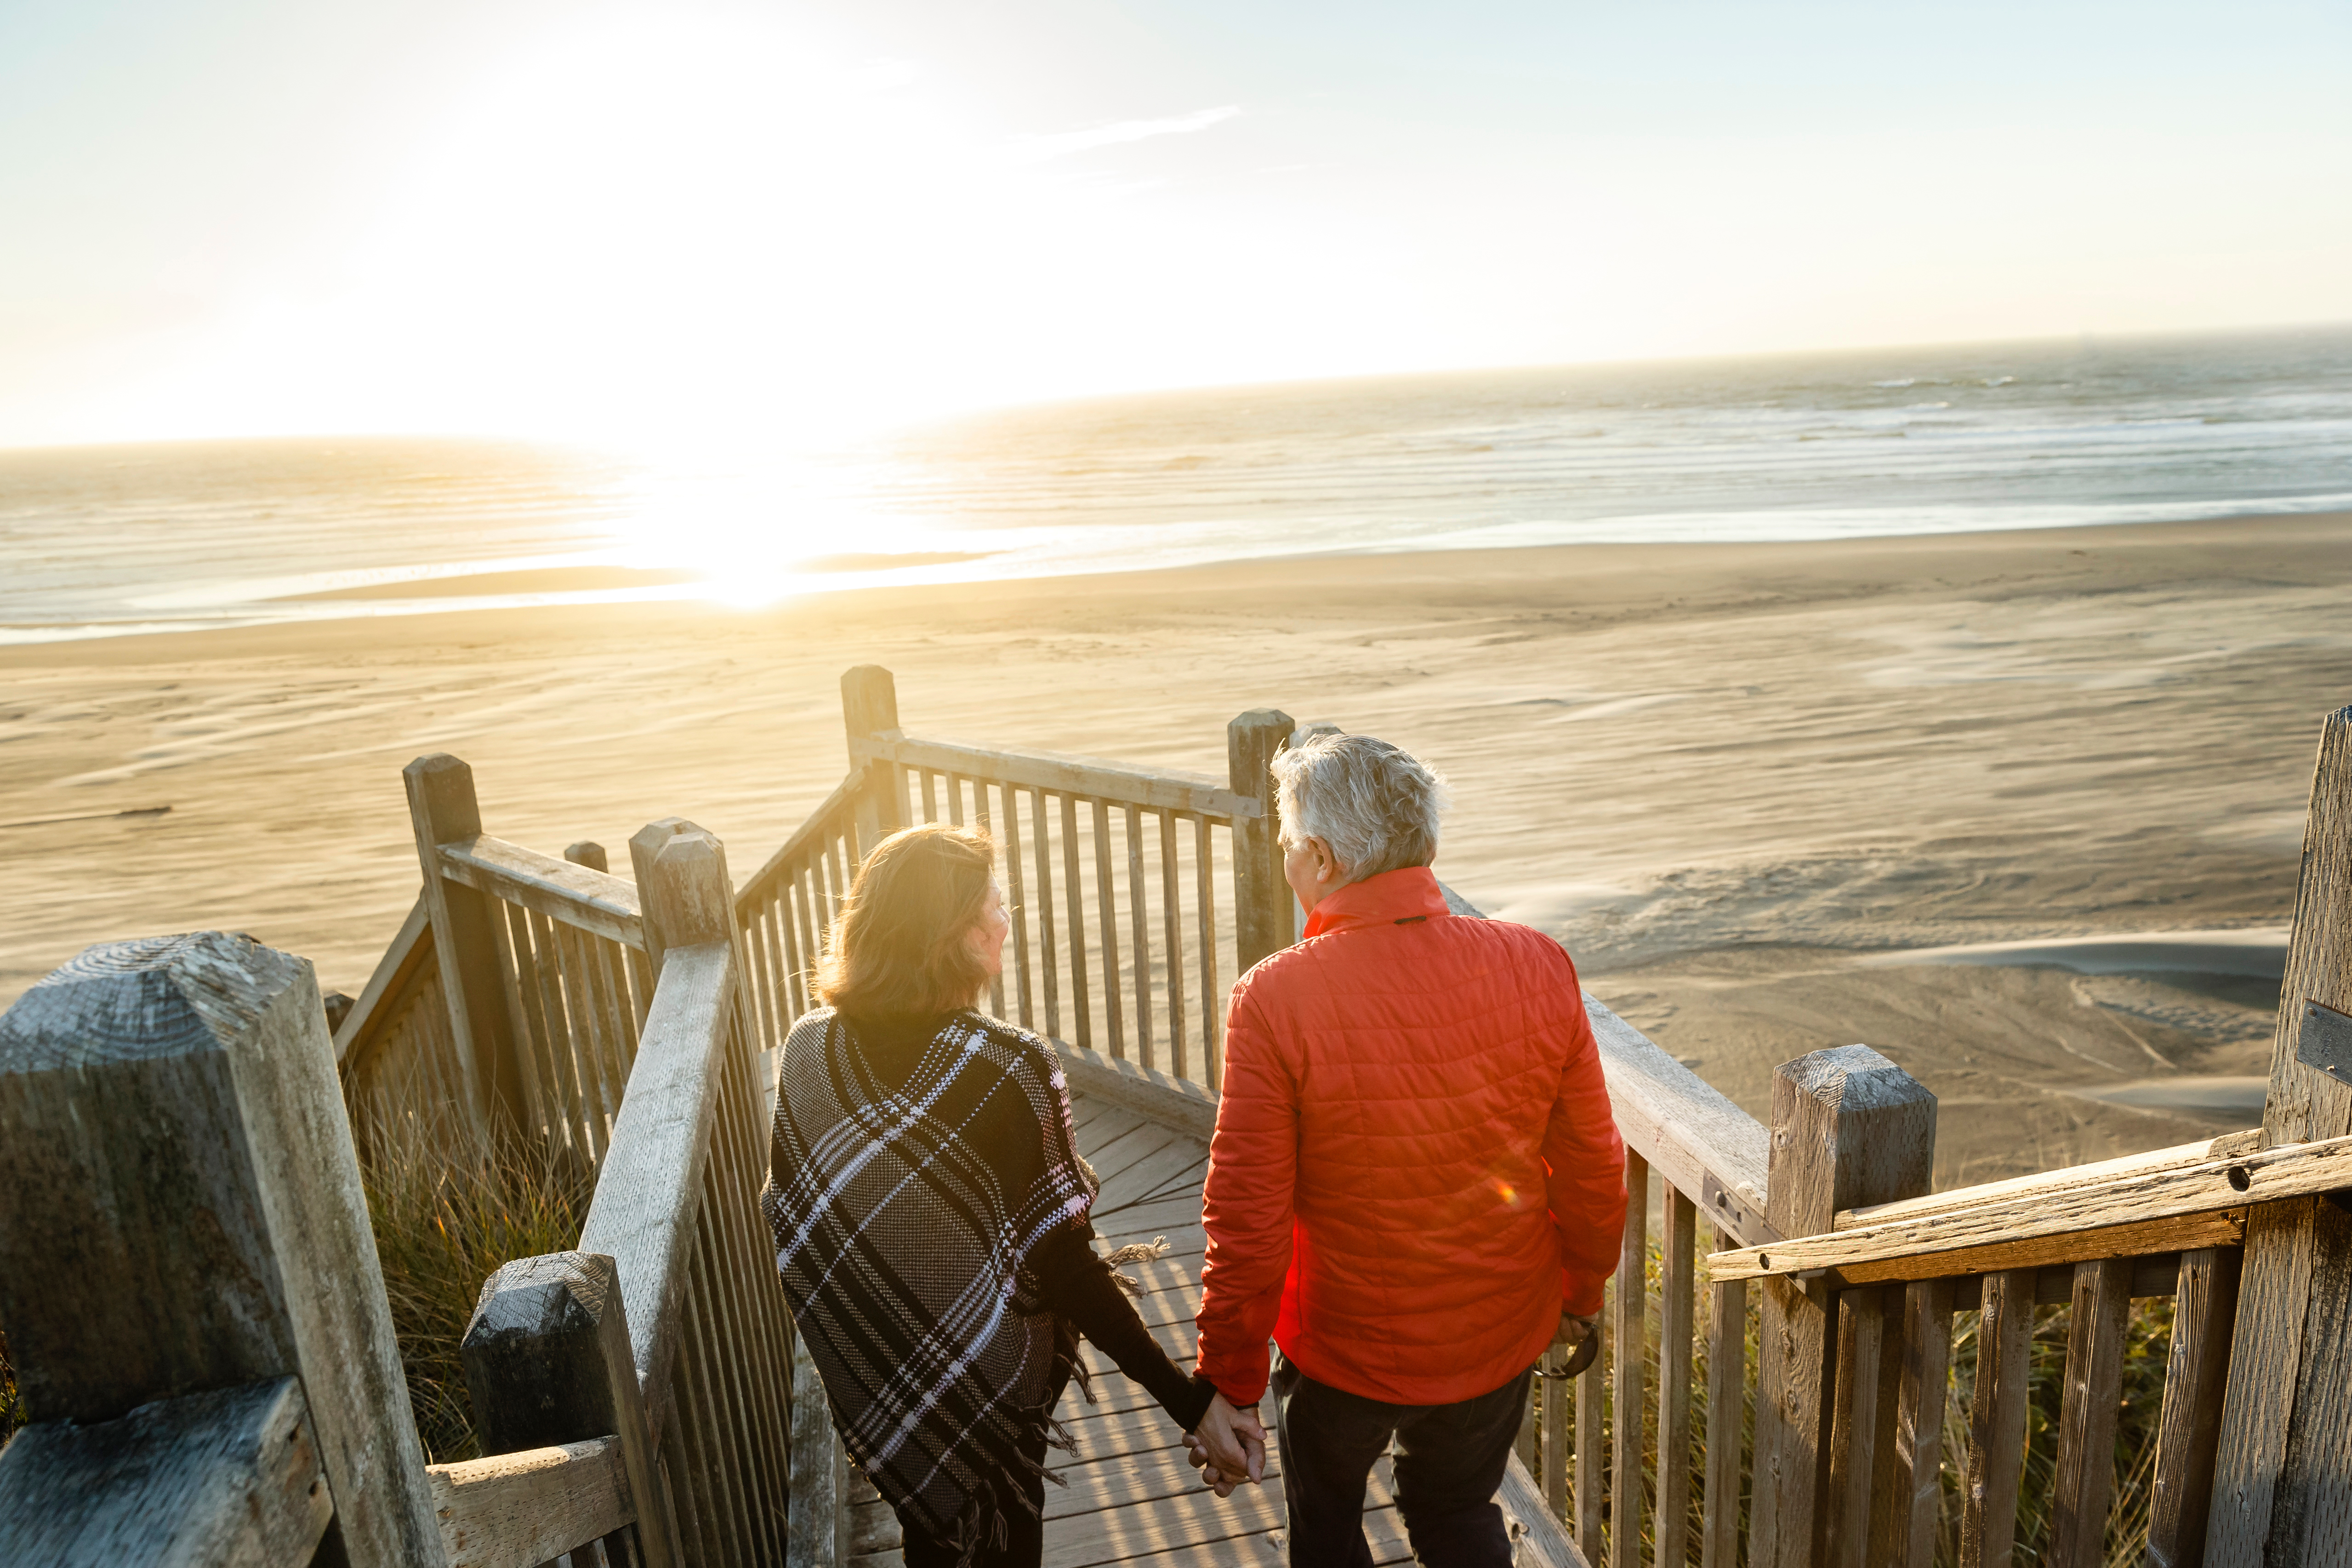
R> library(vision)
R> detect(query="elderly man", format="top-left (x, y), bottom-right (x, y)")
top-left (1189, 732), bottom-right (1626, 1567)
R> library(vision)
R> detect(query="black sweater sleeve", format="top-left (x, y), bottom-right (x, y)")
top-left (1031, 1220), bottom-right (1219, 1433)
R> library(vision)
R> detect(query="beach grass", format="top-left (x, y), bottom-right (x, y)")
top-left (357, 1117), bottom-right (592, 1463)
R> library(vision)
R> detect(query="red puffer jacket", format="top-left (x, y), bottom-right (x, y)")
top-left (1195, 867), bottom-right (1626, 1407)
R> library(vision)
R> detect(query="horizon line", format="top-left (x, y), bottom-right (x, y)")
top-left (6, 314), bottom-right (2347, 460)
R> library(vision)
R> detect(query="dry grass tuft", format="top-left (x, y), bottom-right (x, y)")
top-left (0, 1326), bottom-right (22, 1442)
top-left (358, 1115), bottom-right (593, 1463)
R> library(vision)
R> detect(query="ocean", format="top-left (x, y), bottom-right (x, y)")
top-left (5, 326), bottom-right (2350, 644)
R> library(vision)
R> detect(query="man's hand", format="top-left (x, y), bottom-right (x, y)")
top-left (1553, 1311), bottom-right (1598, 1350)
top-left (1183, 1392), bottom-right (1267, 1496)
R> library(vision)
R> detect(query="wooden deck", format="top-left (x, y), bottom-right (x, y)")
top-left (845, 1085), bottom-right (1579, 1568)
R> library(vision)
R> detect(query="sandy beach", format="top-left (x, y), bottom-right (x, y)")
top-left (6, 511), bottom-right (2348, 1185)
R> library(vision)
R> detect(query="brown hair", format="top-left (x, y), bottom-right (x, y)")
top-left (811, 823), bottom-right (996, 1016)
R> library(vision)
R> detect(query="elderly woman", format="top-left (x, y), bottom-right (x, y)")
top-left (761, 823), bottom-right (1262, 1568)
top-left (1189, 733), bottom-right (1625, 1568)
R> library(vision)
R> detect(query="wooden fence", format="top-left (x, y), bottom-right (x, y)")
top-left (732, 667), bottom-right (1295, 1093)
top-left (4, 669), bottom-right (2347, 1568)
top-left (1492, 701), bottom-right (2352, 1568)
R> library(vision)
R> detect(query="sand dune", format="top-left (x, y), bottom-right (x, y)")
top-left (4, 511), bottom-right (2347, 1183)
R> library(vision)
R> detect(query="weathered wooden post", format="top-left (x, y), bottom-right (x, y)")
top-left (0, 932), bottom-right (440, 1566)
top-left (842, 664), bottom-right (904, 860)
top-left (2208, 701), bottom-right (2352, 1567)
top-left (461, 1251), bottom-right (682, 1568)
top-left (1746, 1044), bottom-right (1936, 1568)
top-left (1229, 707), bottom-right (1295, 972)
top-left (405, 752), bottom-right (527, 1133)
top-left (566, 840), bottom-right (610, 872)
top-left (628, 817), bottom-right (696, 975)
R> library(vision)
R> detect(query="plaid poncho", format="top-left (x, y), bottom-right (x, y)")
top-left (761, 1006), bottom-right (1097, 1552)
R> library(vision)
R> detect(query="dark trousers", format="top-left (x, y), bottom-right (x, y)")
top-left (894, 1424), bottom-right (1048, 1568)
top-left (1270, 1349), bottom-right (1532, 1568)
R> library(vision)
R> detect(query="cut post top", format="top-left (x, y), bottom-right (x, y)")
top-left (1767, 1042), bottom-right (1937, 1239)
top-left (842, 665), bottom-right (902, 755)
top-left (0, 930), bottom-right (306, 1073)
top-left (402, 752), bottom-right (483, 843)
top-left (1227, 708), bottom-right (1297, 796)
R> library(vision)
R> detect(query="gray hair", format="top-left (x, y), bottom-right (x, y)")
top-left (1269, 732), bottom-right (1449, 882)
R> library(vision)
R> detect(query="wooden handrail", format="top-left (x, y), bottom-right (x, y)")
top-left (1839, 1127), bottom-right (2261, 1232)
top-left (333, 892), bottom-right (430, 1066)
top-left (1584, 997), bottom-right (1775, 1248)
top-left (850, 730), bottom-right (1265, 821)
top-left (735, 769), bottom-right (864, 907)
top-left (575, 936), bottom-right (735, 1446)
top-left (437, 834), bottom-right (646, 950)
top-left (1708, 1129), bottom-right (2352, 1283)
top-left (426, 1437), bottom-right (632, 1568)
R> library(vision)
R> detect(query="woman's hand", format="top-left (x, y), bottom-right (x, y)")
top-left (1182, 1391), bottom-right (1267, 1496)
top-left (1553, 1311), bottom-right (1598, 1350)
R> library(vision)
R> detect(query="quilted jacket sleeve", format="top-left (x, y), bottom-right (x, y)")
top-left (1540, 947), bottom-right (1627, 1317)
top-left (1192, 976), bottom-right (1298, 1405)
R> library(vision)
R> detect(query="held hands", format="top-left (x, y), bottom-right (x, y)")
top-left (1552, 1310), bottom-right (1602, 1378)
top-left (1181, 1391), bottom-right (1268, 1498)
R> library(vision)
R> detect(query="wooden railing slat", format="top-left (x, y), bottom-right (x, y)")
top-left (489, 898), bottom-right (557, 1141)
top-left (1543, 1345), bottom-right (1569, 1521)
top-left (1127, 803), bottom-right (1154, 1070)
top-left (970, 779), bottom-right (1008, 1018)
top-left (1063, 792), bottom-right (1090, 1051)
top-left (1826, 1283), bottom-right (1891, 1568)
top-left (717, 1044), bottom-right (797, 1541)
top-left (1094, 798), bottom-right (1125, 1060)
top-left (2147, 1246), bottom-right (2241, 1568)
top-left (1193, 814), bottom-right (1219, 1089)
top-left (1002, 780), bottom-right (1035, 1029)
top-left (554, 922), bottom-right (615, 1163)
top-left (2047, 1256), bottom-right (2133, 1568)
top-left (1885, 1277), bottom-right (1956, 1568)
top-left (1034, 787), bottom-right (1061, 1040)
top-left (1577, 1306), bottom-right (1604, 1564)
top-left (1959, 1267), bottom-right (2036, 1568)
top-left (666, 1268), bottom-right (730, 1568)
top-left (1611, 1150), bottom-right (1649, 1568)
top-left (1161, 809), bottom-right (1187, 1081)
top-left (682, 1214), bottom-right (752, 1568)
top-left (526, 906), bottom-right (591, 1161)
top-left (706, 1078), bottom-right (786, 1565)
top-left (1656, 1182), bottom-right (1696, 1568)
top-left (1700, 1257), bottom-right (1745, 1568)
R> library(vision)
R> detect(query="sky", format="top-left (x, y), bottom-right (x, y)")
top-left (3, 0), bottom-right (2348, 453)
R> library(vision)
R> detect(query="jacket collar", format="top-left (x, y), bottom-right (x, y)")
top-left (1301, 866), bottom-right (1451, 939)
